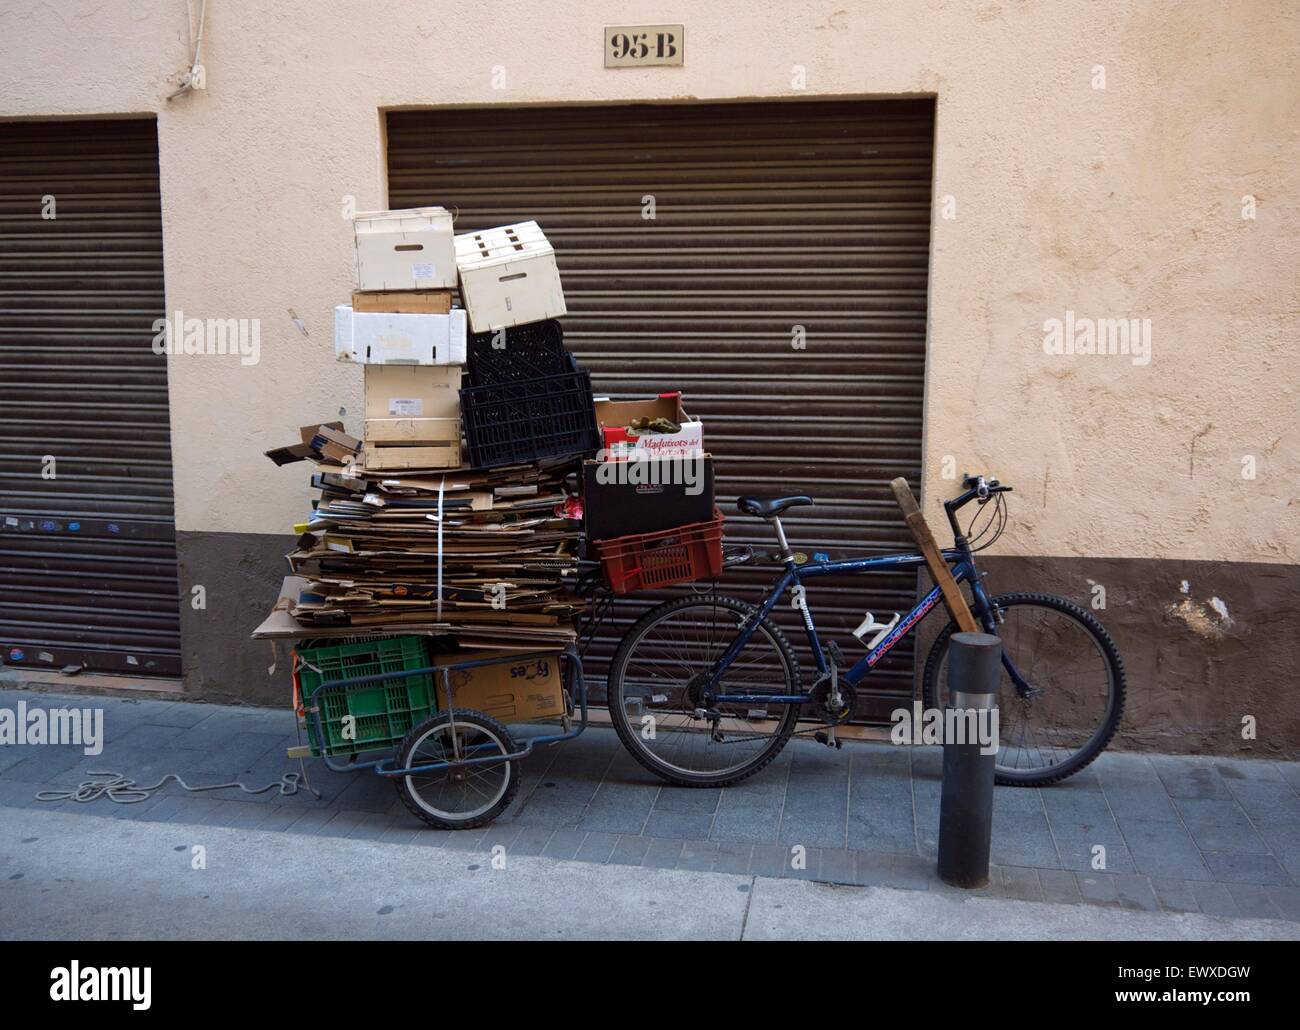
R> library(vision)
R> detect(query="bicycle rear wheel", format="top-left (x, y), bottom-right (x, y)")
top-left (606, 594), bottom-right (802, 787)
top-left (921, 592), bottom-right (1125, 786)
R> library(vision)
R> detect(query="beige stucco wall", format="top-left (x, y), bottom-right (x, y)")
top-left (2, 0), bottom-right (1297, 564)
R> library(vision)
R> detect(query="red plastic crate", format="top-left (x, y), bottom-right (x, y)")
top-left (595, 509), bottom-right (725, 594)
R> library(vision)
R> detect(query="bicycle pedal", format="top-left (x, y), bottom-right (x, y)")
top-left (813, 731), bottom-right (844, 750)
top-left (825, 640), bottom-right (845, 668)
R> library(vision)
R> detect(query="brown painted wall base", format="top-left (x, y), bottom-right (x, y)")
top-left (175, 530), bottom-right (1300, 758)
top-left (176, 530), bottom-right (297, 708)
top-left (915, 556), bottom-right (1300, 761)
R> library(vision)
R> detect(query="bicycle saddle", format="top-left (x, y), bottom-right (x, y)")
top-left (736, 495), bottom-right (814, 518)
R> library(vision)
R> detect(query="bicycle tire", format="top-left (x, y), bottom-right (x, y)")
top-left (606, 594), bottom-right (802, 788)
top-left (394, 708), bottom-right (519, 829)
top-left (921, 591), bottom-right (1126, 786)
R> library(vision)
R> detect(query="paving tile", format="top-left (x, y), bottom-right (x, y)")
top-left (376, 824), bottom-right (420, 845)
top-left (847, 749), bottom-right (916, 853)
top-left (1274, 762), bottom-right (1300, 794)
top-left (1150, 877), bottom-right (1201, 913)
top-left (1227, 884), bottom-right (1282, 919)
top-left (999, 866), bottom-right (1044, 902)
top-left (508, 798), bottom-right (586, 830)
top-left (854, 851), bottom-right (897, 887)
top-left (1212, 757), bottom-right (1286, 783)
top-left (1266, 886), bottom-right (1300, 922)
top-left (710, 791), bottom-right (784, 844)
top-left (314, 809), bottom-right (375, 839)
top-left (750, 843), bottom-right (789, 878)
top-left (643, 809), bottom-right (713, 840)
top-left (1174, 797), bottom-right (1270, 854)
top-left (1120, 821), bottom-right (1214, 880)
top-left (1191, 882), bottom-right (1240, 918)
top-left (345, 812), bottom-right (397, 841)
top-left (506, 827), bottom-right (553, 856)
top-left (711, 842), bottom-right (753, 875)
top-left (199, 799), bottom-right (277, 830)
top-left (577, 782), bottom-right (655, 834)
top-left (989, 812), bottom-right (1060, 869)
top-left (1109, 874), bottom-right (1161, 912)
top-left (1200, 851), bottom-right (1291, 886)
top-left (780, 845), bottom-right (821, 881)
top-left (1104, 788), bottom-right (1184, 827)
top-left (886, 853), bottom-right (935, 891)
top-left (1049, 814), bottom-right (1137, 874)
top-left (1038, 868), bottom-right (1082, 905)
top-left (653, 787), bottom-right (720, 814)
top-left (540, 828), bottom-right (587, 861)
top-left (677, 840), bottom-right (720, 872)
top-left (1150, 755), bottom-right (1232, 800)
top-left (250, 805), bottom-right (303, 833)
top-left (479, 825), bottom-right (522, 856)
top-left (607, 835), bottom-right (651, 866)
top-left (818, 848), bottom-right (857, 885)
top-left (1076, 873), bottom-right (1121, 907)
top-left (641, 837), bottom-right (684, 869)
top-left (574, 831), bottom-right (618, 864)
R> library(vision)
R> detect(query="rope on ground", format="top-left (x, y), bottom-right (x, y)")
top-left (36, 760), bottom-right (322, 805)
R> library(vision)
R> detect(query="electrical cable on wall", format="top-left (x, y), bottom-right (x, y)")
top-left (167, 0), bottom-right (208, 100)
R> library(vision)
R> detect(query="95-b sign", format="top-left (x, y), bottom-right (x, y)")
top-left (605, 25), bottom-right (684, 68)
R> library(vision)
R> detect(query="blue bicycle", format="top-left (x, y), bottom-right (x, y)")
top-left (606, 475), bottom-right (1126, 788)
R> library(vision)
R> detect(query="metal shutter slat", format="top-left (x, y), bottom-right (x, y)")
top-left (0, 118), bottom-right (180, 677)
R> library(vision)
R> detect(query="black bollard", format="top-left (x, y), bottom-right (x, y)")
top-left (937, 631), bottom-right (1002, 889)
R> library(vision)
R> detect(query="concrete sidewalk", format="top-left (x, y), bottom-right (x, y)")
top-left (2, 686), bottom-right (1299, 932)
top-left (2, 807), bottom-right (1294, 941)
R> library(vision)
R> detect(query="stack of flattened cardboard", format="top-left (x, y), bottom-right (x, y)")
top-left (285, 460), bottom-right (582, 647)
top-left (258, 426), bottom-right (582, 649)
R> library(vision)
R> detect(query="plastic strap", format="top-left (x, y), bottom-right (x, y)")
top-left (436, 475), bottom-right (445, 621)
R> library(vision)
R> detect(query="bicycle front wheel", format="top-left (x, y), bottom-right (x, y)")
top-left (921, 592), bottom-right (1125, 786)
top-left (606, 594), bottom-right (802, 788)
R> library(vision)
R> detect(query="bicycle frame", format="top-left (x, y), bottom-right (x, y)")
top-left (702, 540), bottom-right (1029, 705)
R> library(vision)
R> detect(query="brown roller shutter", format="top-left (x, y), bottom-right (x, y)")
top-left (387, 98), bottom-right (934, 721)
top-left (0, 118), bottom-right (180, 677)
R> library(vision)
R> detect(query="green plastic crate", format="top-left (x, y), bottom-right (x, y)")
top-left (294, 636), bottom-right (434, 756)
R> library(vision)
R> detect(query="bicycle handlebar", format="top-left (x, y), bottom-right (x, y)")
top-left (945, 474), bottom-right (1012, 540)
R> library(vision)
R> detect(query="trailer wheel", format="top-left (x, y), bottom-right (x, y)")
top-left (394, 709), bottom-right (518, 829)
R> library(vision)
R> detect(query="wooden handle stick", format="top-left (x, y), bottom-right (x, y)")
top-left (890, 477), bottom-right (980, 634)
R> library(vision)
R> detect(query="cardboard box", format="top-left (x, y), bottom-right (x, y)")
top-left (361, 437), bottom-right (461, 471)
top-left (351, 290), bottom-right (454, 314)
top-left (354, 207), bottom-right (457, 291)
top-left (596, 392), bottom-right (703, 458)
top-left (434, 651), bottom-right (565, 723)
top-left (335, 306), bottom-right (467, 365)
top-left (453, 221), bottom-right (566, 332)
top-left (582, 454), bottom-right (715, 541)
top-left (309, 424), bottom-right (362, 463)
top-left (363, 364), bottom-right (461, 420)
top-left (363, 416), bottom-right (458, 444)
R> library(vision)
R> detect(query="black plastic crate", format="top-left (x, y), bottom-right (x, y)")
top-left (460, 371), bottom-right (600, 468)
top-left (467, 320), bottom-right (571, 386)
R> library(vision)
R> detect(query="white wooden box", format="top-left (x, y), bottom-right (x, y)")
top-left (334, 306), bottom-right (467, 365)
top-left (354, 207), bottom-right (457, 291)
top-left (453, 221), bottom-right (567, 332)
